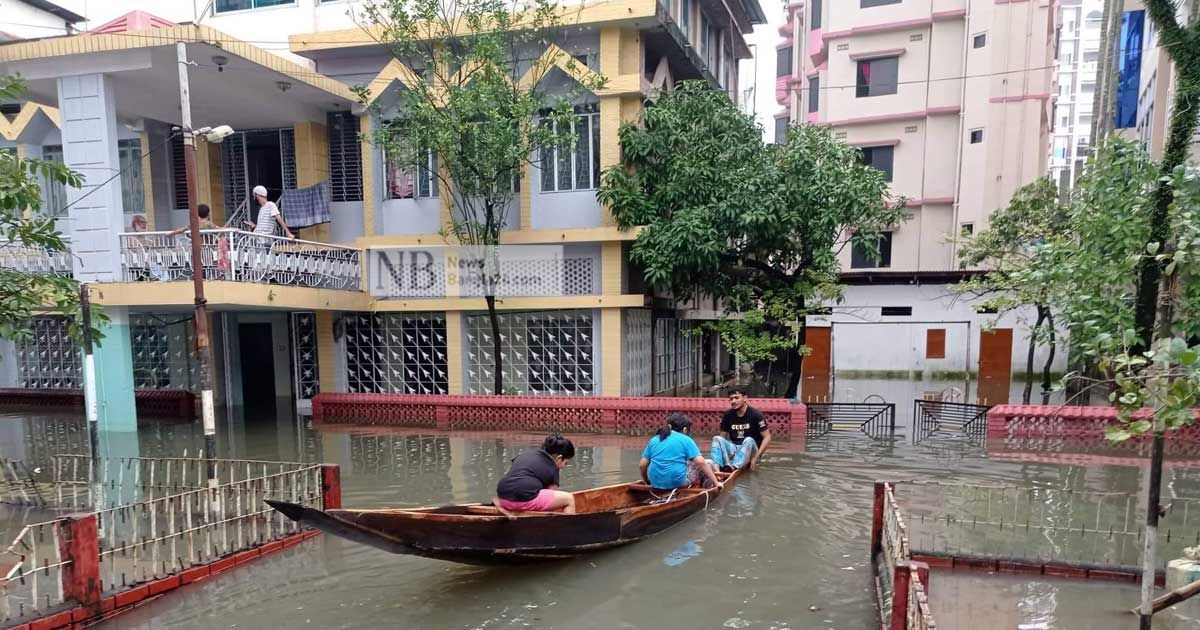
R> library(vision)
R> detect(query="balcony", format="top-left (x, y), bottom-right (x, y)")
top-left (0, 246), bottom-right (73, 277)
top-left (119, 229), bottom-right (361, 290)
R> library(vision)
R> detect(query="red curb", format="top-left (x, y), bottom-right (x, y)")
top-left (28, 610), bottom-right (73, 630)
top-left (911, 555), bottom-right (953, 569)
top-left (207, 556), bottom-right (236, 575)
top-left (259, 540), bottom-right (286, 555)
top-left (997, 560), bottom-right (1045, 575)
top-left (232, 549), bottom-right (261, 565)
top-left (6, 624), bottom-right (31, 630)
top-left (180, 565), bottom-right (211, 585)
top-left (1088, 569), bottom-right (1137, 582)
top-left (112, 585), bottom-right (149, 609)
top-left (1044, 565), bottom-right (1088, 579)
top-left (954, 557), bottom-right (997, 571)
top-left (147, 575), bottom-right (181, 596)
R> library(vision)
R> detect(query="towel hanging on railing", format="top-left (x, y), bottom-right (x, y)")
top-left (279, 181), bottom-right (331, 229)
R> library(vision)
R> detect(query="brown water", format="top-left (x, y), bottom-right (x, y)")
top-left (0, 378), bottom-right (1197, 630)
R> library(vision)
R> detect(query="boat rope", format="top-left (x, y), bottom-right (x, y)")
top-left (646, 488), bottom-right (678, 505)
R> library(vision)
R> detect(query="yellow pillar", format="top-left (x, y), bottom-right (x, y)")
top-left (139, 132), bottom-right (156, 230)
top-left (445, 311), bottom-right (463, 394)
top-left (315, 310), bottom-right (337, 393)
top-left (519, 160), bottom-right (533, 230)
top-left (601, 241), bottom-right (624, 296)
top-left (193, 141), bottom-right (224, 225)
top-left (360, 114), bottom-right (376, 236)
top-left (601, 308), bottom-right (622, 396)
top-left (294, 120), bottom-right (331, 242)
top-left (599, 28), bottom-right (643, 227)
top-left (17, 145), bottom-right (31, 220)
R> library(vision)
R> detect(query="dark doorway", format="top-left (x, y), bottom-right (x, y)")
top-left (238, 323), bottom-right (276, 415)
top-left (244, 130), bottom-right (285, 202)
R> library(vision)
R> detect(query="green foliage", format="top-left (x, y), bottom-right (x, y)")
top-left (0, 75), bottom-right (104, 345)
top-left (599, 84), bottom-right (904, 369)
top-left (358, 0), bottom-right (606, 247)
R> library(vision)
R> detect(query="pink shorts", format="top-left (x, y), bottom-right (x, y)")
top-left (496, 489), bottom-right (559, 512)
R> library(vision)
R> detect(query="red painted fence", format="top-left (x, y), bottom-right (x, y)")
top-left (986, 404), bottom-right (1200, 466)
top-left (0, 388), bottom-right (195, 418)
top-left (311, 393), bottom-right (807, 442)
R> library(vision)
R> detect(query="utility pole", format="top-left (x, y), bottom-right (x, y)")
top-left (176, 41), bottom-right (218, 490)
top-left (79, 283), bottom-right (100, 499)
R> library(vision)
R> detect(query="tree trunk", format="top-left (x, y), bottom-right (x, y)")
top-left (1041, 311), bottom-right (1056, 405)
top-left (785, 318), bottom-right (806, 400)
top-left (1132, 63), bottom-right (1199, 352)
top-left (484, 293), bottom-right (504, 395)
top-left (1023, 306), bottom-right (1047, 404)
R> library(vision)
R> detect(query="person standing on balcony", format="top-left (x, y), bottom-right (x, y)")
top-left (168, 203), bottom-right (216, 236)
top-left (710, 389), bottom-right (771, 471)
top-left (243, 185), bottom-right (294, 239)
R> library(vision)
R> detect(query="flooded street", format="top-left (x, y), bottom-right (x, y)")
top-left (0, 379), bottom-right (1196, 630)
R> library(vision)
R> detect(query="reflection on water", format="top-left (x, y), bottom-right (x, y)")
top-left (0, 378), bottom-right (1194, 630)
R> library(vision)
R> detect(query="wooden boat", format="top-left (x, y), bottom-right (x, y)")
top-left (266, 469), bottom-right (739, 565)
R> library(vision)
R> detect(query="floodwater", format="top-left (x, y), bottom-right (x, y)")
top-left (0, 377), bottom-right (1196, 630)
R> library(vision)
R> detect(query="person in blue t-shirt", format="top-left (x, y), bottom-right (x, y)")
top-left (640, 413), bottom-right (724, 491)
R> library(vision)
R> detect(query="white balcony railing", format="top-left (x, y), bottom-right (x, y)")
top-left (119, 229), bottom-right (361, 290)
top-left (0, 245), bottom-right (73, 277)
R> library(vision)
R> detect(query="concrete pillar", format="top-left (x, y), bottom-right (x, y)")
top-left (92, 307), bottom-right (137, 432)
top-left (57, 74), bottom-right (125, 282)
top-left (445, 311), bottom-right (464, 394)
top-left (360, 114), bottom-right (376, 236)
top-left (0, 339), bottom-right (17, 387)
top-left (294, 120), bottom-right (330, 242)
top-left (600, 308), bottom-right (622, 396)
top-left (315, 310), bottom-right (337, 393)
top-left (138, 131), bottom-right (156, 230)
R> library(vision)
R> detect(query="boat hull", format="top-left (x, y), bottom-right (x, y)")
top-left (267, 472), bottom-right (735, 565)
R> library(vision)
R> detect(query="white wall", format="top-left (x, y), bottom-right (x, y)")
top-left (810, 283), bottom-right (1067, 377)
top-left (0, 0), bottom-right (74, 40)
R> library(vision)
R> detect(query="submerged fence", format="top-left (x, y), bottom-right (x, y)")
top-left (871, 482), bottom-right (937, 630)
top-left (0, 460), bottom-right (338, 627)
top-left (894, 480), bottom-right (1200, 570)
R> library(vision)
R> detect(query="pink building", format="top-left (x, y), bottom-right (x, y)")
top-left (771, 0), bottom-right (1063, 383)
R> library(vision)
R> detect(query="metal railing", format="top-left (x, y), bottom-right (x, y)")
top-left (0, 459), bottom-right (48, 507)
top-left (875, 482), bottom-right (937, 629)
top-left (49, 454), bottom-right (314, 510)
top-left (0, 246), bottom-right (72, 277)
top-left (912, 400), bottom-right (991, 444)
top-left (897, 480), bottom-right (1200, 569)
top-left (95, 464), bottom-right (324, 592)
top-left (807, 402), bottom-right (896, 440)
top-left (119, 229), bottom-right (361, 290)
top-left (0, 520), bottom-right (70, 623)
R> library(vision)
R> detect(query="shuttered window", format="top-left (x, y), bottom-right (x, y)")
top-left (926, 329), bottom-right (946, 359)
top-left (327, 111), bottom-right (363, 202)
top-left (170, 134), bottom-right (189, 210)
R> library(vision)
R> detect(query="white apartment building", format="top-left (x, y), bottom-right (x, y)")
top-left (1050, 0), bottom-right (1103, 191)
top-left (773, 0), bottom-right (1064, 396)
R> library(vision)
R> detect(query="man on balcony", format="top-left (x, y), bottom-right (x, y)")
top-left (244, 185), bottom-right (295, 239)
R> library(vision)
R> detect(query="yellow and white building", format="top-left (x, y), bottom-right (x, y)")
top-left (0, 0), bottom-right (766, 423)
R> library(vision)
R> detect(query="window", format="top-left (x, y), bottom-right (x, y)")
top-left (1081, 81), bottom-right (1096, 93)
top-left (775, 117), bottom-right (789, 145)
top-left (861, 0), bottom-right (901, 7)
top-left (808, 76), bottom-right (820, 113)
top-left (926, 329), bottom-right (946, 359)
top-left (851, 232), bottom-right (893, 268)
top-left (881, 306), bottom-right (911, 317)
top-left (1085, 10), bottom-right (1102, 28)
top-left (811, 0), bottom-right (821, 29)
top-left (214, 0), bottom-right (292, 13)
top-left (1083, 50), bottom-right (1099, 62)
top-left (169, 134), bottom-right (189, 210)
top-left (973, 33), bottom-right (987, 48)
top-left (41, 145), bottom-right (67, 217)
top-left (858, 145), bottom-right (894, 182)
top-left (327, 111), bottom-right (362, 202)
top-left (699, 14), bottom-right (709, 56)
top-left (777, 47), bottom-right (793, 78)
top-left (541, 108), bottom-right (601, 192)
top-left (969, 129), bottom-right (984, 144)
top-left (118, 139), bottom-right (145, 215)
top-left (856, 57), bottom-right (899, 98)
top-left (961, 223), bottom-right (974, 236)
top-left (681, 0), bottom-right (691, 35)
top-left (385, 147), bottom-right (438, 200)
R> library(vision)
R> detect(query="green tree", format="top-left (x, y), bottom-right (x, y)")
top-left (955, 178), bottom-right (1071, 403)
top-left (599, 82), bottom-right (904, 397)
top-left (0, 76), bottom-right (100, 343)
top-left (358, 0), bottom-right (605, 395)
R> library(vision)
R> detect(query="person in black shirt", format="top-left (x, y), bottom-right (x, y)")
top-left (710, 388), bottom-right (771, 471)
top-left (493, 435), bottom-right (577, 515)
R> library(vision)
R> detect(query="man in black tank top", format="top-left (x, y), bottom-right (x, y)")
top-left (710, 389), bottom-right (772, 471)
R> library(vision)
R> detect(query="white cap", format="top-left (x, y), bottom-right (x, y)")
top-left (253, 185), bottom-right (268, 198)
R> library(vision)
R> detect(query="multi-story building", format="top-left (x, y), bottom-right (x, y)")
top-left (1050, 0), bottom-right (1103, 191)
top-left (0, 0), bottom-right (765, 425)
top-left (774, 0), bottom-right (1064, 399)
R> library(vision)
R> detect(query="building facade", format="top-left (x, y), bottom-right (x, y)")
top-left (773, 0), bottom-right (1065, 390)
top-left (1050, 0), bottom-right (1103, 191)
top-left (0, 0), bottom-right (765, 423)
